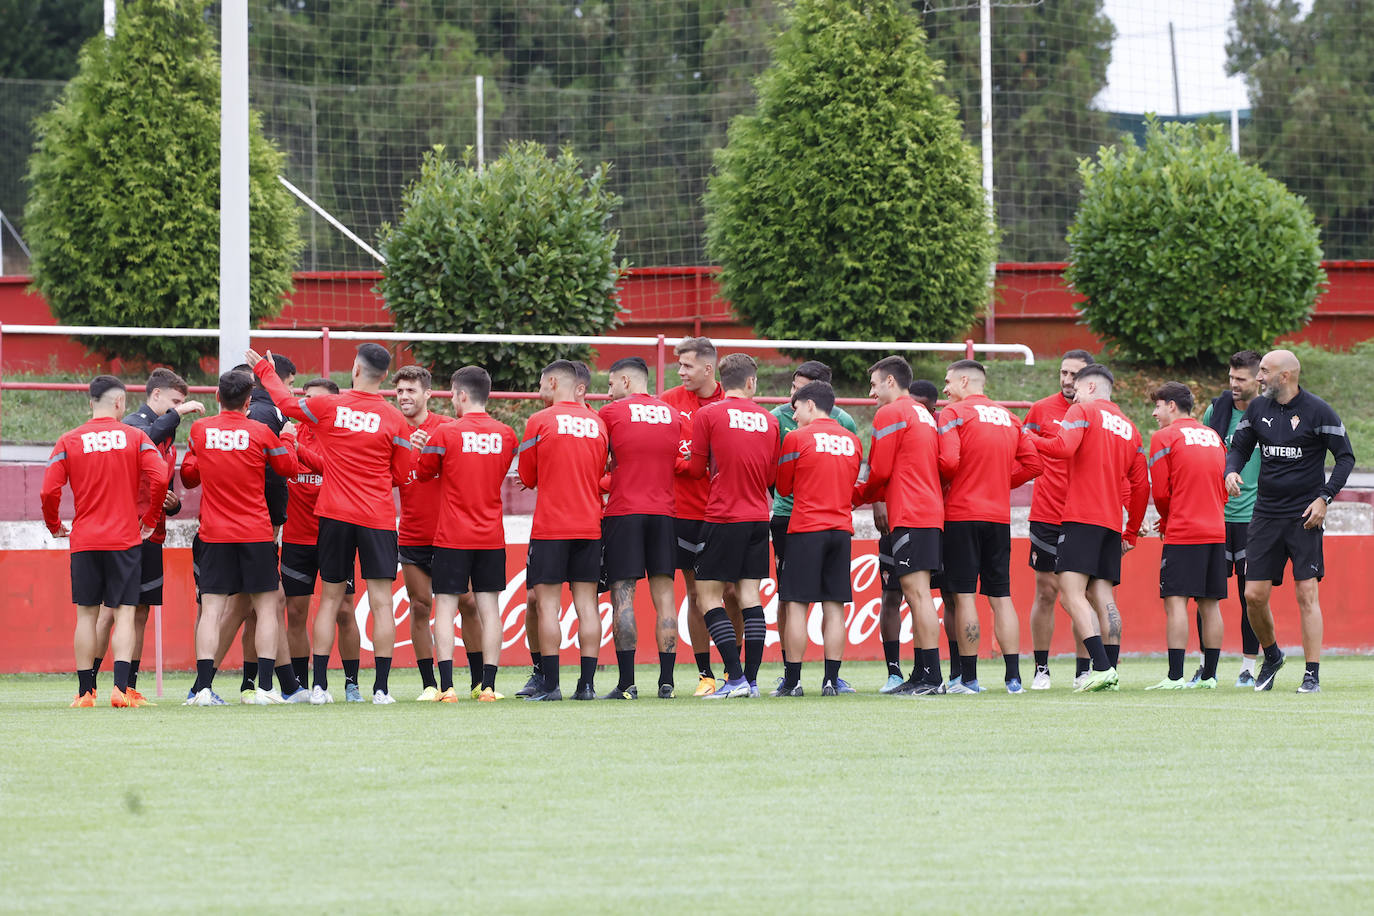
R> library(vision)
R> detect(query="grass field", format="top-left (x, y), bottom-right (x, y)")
top-left (3, 657), bottom-right (1372, 911)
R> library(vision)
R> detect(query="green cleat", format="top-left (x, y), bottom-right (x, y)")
top-left (1076, 667), bottom-right (1118, 693)
top-left (1190, 677), bottom-right (1218, 689)
top-left (1146, 677), bottom-right (1188, 690)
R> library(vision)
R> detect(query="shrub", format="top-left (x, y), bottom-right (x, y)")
top-left (1065, 117), bottom-right (1325, 365)
top-left (378, 142), bottom-right (627, 390)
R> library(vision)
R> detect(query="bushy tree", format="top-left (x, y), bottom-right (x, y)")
top-left (1066, 118), bottom-right (1324, 365)
top-left (704, 0), bottom-right (995, 378)
top-left (378, 142), bottom-right (626, 390)
top-left (24, 0), bottom-right (301, 372)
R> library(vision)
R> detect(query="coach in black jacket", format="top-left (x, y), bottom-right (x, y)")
top-left (1224, 349), bottom-right (1355, 694)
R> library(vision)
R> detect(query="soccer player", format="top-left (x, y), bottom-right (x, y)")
top-left (518, 359), bottom-right (610, 701)
top-left (599, 356), bottom-right (682, 699)
top-left (1033, 364), bottom-right (1148, 692)
top-left (660, 336), bottom-right (731, 695)
top-left (688, 353), bottom-right (780, 699)
top-left (249, 343), bottom-right (414, 704)
top-left (770, 360), bottom-right (859, 690)
top-left (392, 365), bottom-right (456, 700)
top-left (1224, 349), bottom-right (1354, 693)
top-left (938, 359), bottom-right (1044, 694)
top-left (855, 359), bottom-right (946, 696)
top-left (1146, 382), bottom-right (1229, 689)
top-left (417, 366), bottom-right (517, 701)
top-left (775, 381), bottom-right (862, 695)
top-left (1021, 350), bottom-right (1093, 689)
top-left (42, 376), bottom-right (168, 707)
top-left (180, 370), bottom-right (299, 705)
top-left (1201, 350), bottom-right (1263, 686)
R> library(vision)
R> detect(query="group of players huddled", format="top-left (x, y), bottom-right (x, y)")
top-left (40, 335), bottom-right (1354, 708)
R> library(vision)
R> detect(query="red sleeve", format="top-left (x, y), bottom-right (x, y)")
top-left (673, 410), bottom-right (694, 478)
top-left (389, 417), bottom-right (413, 487)
top-left (1149, 432), bottom-right (1172, 540)
top-left (517, 414), bottom-right (541, 489)
top-left (687, 410), bottom-right (711, 480)
top-left (855, 407), bottom-right (897, 505)
top-left (937, 407), bottom-right (961, 481)
top-left (415, 426), bottom-right (444, 481)
top-left (253, 361), bottom-right (304, 420)
top-left (776, 430), bottom-right (799, 498)
top-left (1010, 424), bottom-right (1045, 488)
top-left (180, 431), bottom-right (201, 489)
top-left (40, 436), bottom-right (70, 534)
top-left (265, 428), bottom-right (299, 480)
top-left (1036, 404), bottom-right (1087, 460)
top-left (1124, 441), bottom-right (1150, 546)
top-left (137, 434), bottom-right (169, 528)
top-left (766, 415), bottom-right (780, 487)
top-left (294, 432), bottom-right (324, 473)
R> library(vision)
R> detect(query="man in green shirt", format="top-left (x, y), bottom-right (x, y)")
top-left (770, 361), bottom-right (859, 689)
top-left (1199, 349), bottom-right (1263, 686)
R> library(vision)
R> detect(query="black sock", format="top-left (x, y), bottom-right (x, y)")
top-left (1202, 647), bottom-right (1220, 680)
top-left (921, 648), bottom-right (942, 685)
top-left (1106, 643), bottom-right (1120, 667)
top-left (77, 668), bottom-right (95, 695)
top-left (703, 608), bottom-right (743, 681)
top-left (540, 654), bottom-right (560, 691)
top-left (960, 655), bottom-right (977, 684)
top-left (1195, 609), bottom-right (1204, 651)
top-left (128, 659), bottom-right (140, 688)
top-left (417, 657), bottom-right (436, 689)
top-left (1305, 661), bottom-right (1320, 679)
top-left (946, 637), bottom-right (960, 677)
top-left (782, 660), bottom-right (802, 689)
top-left (694, 651), bottom-right (714, 680)
top-left (1004, 653), bottom-right (1021, 684)
top-left (312, 654), bottom-right (330, 691)
top-left (579, 656), bottom-right (597, 691)
top-left (438, 659), bottom-right (454, 691)
top-left (373, 656), bottom-right (392, 696)
top-left (241, 662), bottom-right (258, 692)
top-left (292, 656), bottom-right (309, 687)
top-left (481, 663), bottom-right (497, 691)
top-left (823, 658), bottom-right (841, 685)
top-left (1167, 648), bottom-right (1185, 681)
top-left (742, 606), bottom-right (766, 682)
top-left (1263, 642), bottom-right (1282, 665)
top-left (1083, 636), bottom-right (1111, 671)
top-left (113, 660), bottom-right (131, 692)
top-left (342, 658), bottom-right (360, 685)
top-left (658, 651), bottom-right (675, 687)
top-left (194, 658), bottom-right (214, 692)
top-left (256, 657), bottom-right (274, 691)
top-left (92, 655), bottom-right (104, 676)
top-left (530, 651), bottom-right (542, 676)
top-left (1076, 656), bottom-right (1090, 676)
top-left (883, 639), bottom-right (902, 677)
top-left (468, 651), bottom-right (484, 689)
top-left (275, 663), bottom-right (300, 695)
top-left (607, 648), bottom-right (631, 689)
top-left (1033, 650), bottom-right (1049, 670)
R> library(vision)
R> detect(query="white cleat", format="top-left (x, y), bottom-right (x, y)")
top-left (309, 685), bottom-right (334, 705)
top-left (1072, 672), bottom-right (1088, 691)
top-left (1031, 667), bottom-right (1052, 690)
top-left (252, 687), bottom-right (287, 705)
top-left (282, 687), bottom-right (312, 703)
top-left (373, 690), bottom-right (396, 705)
top-left (192, 687), bottom-right (220, 707)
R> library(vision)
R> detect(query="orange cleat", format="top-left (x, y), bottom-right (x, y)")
top-left (127, 688), bottom-right (156, 707)
top-left (70, 691), bottom-right (96, 708)
top-left (110, 686), bottom-right (134, 708)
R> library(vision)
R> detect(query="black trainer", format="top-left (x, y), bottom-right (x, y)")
top-left (526, 687), bottom-right (562, 701)
top-left (602, 685), bottom-right (638, 700)
top-left (821, 680), bottom-right (838, 697)
top-left (1254, 650), bottom-right (1285, 691)
top-left (770, 682), bottom-right (803, 697)
top-left (657, 684), bottom-right (675, 699)
top-left (889, 678), bottom-right (923, 696)
top-left (909, 680), bottom-right (945, 697)
top-left (1297, 671), bottom-right (1321, 694)
top-left (571, 683), bottom-right (597, 701)
top-left (515, 671), bottom-right (544, 698)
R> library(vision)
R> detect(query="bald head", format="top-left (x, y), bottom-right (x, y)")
top-left (1258, 348), bottom-right (1302, 403)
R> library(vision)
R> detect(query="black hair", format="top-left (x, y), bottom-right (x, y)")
top-left (793, 360), bottom-right (832, 384)
top-left (1061, 349), bottom-right (1095, 364)
top-left (302, 377), bottom-right (339, 394)
top-left (541, 359), bottom-right (578, 386)
top-left (272, 353), bottom-right (297, 379)
top-left (718, 353), bottom-right (758, 390)
top-left (392, 365), bottom-right (433, 389)
top-left (909, 379), bottom-right (939, 406)
top-left (218, 370), bottom-right (255, 410)
top-left (451, 366), bottom-right (492, 403)
top-left (89, 375), bottom-right (125, 402)
top-left (868, 355), bottom-right (913, 391)
top-left (571, 360), bottom-right (592, 387)
top-left (1150, 381), bottom-right (1194, 414)
top-left (791, 380), bottom-right (835, 414)
top-left (145, 368), bottom-right (188, 396)
top-left (1076, 364), bottom-right (1115, 387)
top-left (1230, 350), bottom-right (1262, 373)
top-left (947, 358), bottom-right (986, 375)
top-left (609, 356), bottom-right (649, 377)
top-left (356, 343), bottom-right (392, 381)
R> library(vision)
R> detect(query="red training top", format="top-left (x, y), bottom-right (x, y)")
top-left (397, 411), bottom-right (453, 547)
top-left (416, 411), bottom-right (518, 550)
top-left (599, 393), bottom-right (680, 518)
top-left (936, 394), bottom-right (1043, 524)
top-left (776, 417), bottom-right (863, 533)
top-left (1023, 391), bottom-right (1075, 525)
top-left (283, 423), bottom-right (325, 546)
top-left (138, 438), bottom-right (177, 545)
top-left (256, 361), bottom-right (412, 531)
top-left (41, 417), bottom-right (168, 552)
top-left (1148, 417), bottom-right (1228, 545)
top-left (1035, 399), bottom-right (1149, 544)
top-left (853, 397), bottom-right (944, 530)
top-left (661, 383), bottom-right (724, 521)
top-left (181, 412), bottom-right (298, 543)
top-left (517, 402), bottom-right (609, 540)
top-left (688, 396), bottom-right (780, 524)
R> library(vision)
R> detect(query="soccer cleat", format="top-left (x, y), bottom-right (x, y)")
top-left (947, 679), bottom-right (984, 694)
top-left (1187, 665), bottom-right (1204, 687)
top-left (601, 685), bottom-right (638, 700)
top-left (1146, 677), bottom-right (1188, 690)
top-left (110, 686), bottom-right (134, 708)
top-left (252, 687), bottom-right (287, 705)
top-left (749, 682), bottom-right (761, 698)
top-left (693, 676), bottom-right (718, 697)
top-left (1297, 671), bottom-right (1321, 694)
top-left (1235, 669), bottom-right (1256, 688)
top-left (770, 682), bottom-right (803, 697)
top-left (834, 678), bottom-right (857, 694)
top-left (309, 685), bottom-right (334, 705)
top-left (704, 677), bottom-right (750, 699)
top-left (416, 686), bottom-right (439, 702)
top-left (372, 690), bottom-right (396, 705)
top-left (471, 685), bottom-right (483, 700)
top-left (657, 684), bottom-right (676, 699)
top-left (127, 688), bottom-right (155, 707)
top-left (1191, 677), bottom-right (1218, 689)
top-left (879, 673), bottom-right (906, 694)
top-left (186, 688), bottom-right (197, 703)
top-left (478, 688), bottom-right (504, 701)
top-left (526, 687), bottom-right (563, 701)
top-left (908, 680), bottom-right (945, 697)
top-left (946, 675), bottom-right (962, 691)
top-left (283, 687), bottom-right (312, 703)
top-left (1005, 678), bottom-right (1025, 694)
top-left (193, 687), bottom-right (227, 707)
top-left (240, 688), bottom-right (256, 705)
top-left (821, 680), bottom-right (838, 696)
top-left (1076, 667), bottom-right (1119, 693)
top-left (70, 691), bottom-right (96, 708)
top-left (1254, 651), bottom-right (1285, 691)
top-left (514, 672), bottom-right (545, 698)
top-left (1072, 672), bottom-right (1089, 690)
top-left (437, 687), bottom-right (459, 703)
top-left (344, 683), bottom-right (364, 703)
top-left (571, 684), bottom-right (597, 701)
top-left (1031, 667), bottom-right (1052, 690)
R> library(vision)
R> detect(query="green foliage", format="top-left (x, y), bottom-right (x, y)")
top-left (23, 0), bottom-right (302, 373)
top-left (378, 142), bottom-right (626, 390)
top-left (1066, 118), bottom-right (1324, 366)
top-left (704, 0), bottom-right (995, 379)
top-left (0, 0), bottom-right (101, 80)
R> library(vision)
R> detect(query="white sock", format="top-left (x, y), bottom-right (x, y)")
top-left (1240, 657), bottom-right (1256, 675)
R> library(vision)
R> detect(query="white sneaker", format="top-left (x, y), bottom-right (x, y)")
top-left (282, 687), bottom-right (312, 703)
top-left (1072, 672), bottom-right (1088, 690)
top-left (309, 685), bottom-right (334, 705)
top-left (193, 687), bottom-right (219, 707)
top-left (1031, 667), bottom-right (1052, 690)
top-left (373, 690), bottom-right (396, 705)
top-left (253, 687), bottom-right (286, 705)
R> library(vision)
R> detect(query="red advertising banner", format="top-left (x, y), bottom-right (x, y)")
top-left (4, 538), bottom-right (1374, 674)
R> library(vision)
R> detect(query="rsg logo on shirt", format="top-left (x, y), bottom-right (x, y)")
top-left (813, 432), bottom-right (856, 456)
top-left (1180, 427), bottom-right (1222, 448)
top-left (335, 405), bottom-right (382, 434)
top-left (727, 409), bottom-right (769, 433)
top-left (80, 429), bottom-right (128, 453)
top-left (1100, 411), bottom-right (1133, 441)
top-left (629, 403), bottom-right (673, 424)
top-left (462, 431), bottom-right (506, 454)
top-left (555, 414), bottom-right (601, 438)
top-left (204, 428), bottom-right (251, 451)
top-left (973, 404), bottom-right (1014, 427)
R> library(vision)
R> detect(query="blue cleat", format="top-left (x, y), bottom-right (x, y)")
top-left (946, 675), bottom-right (963, 691)
top-left (947, 679), bottom-right (984, 694)
top-left (835, 678), bottom-right (857, 694)
top-left (704, 677), bottom-right (751, 699)
top-left (1005, 678), bottom-right (1025, 694)
top-left (344, 683), bottom-right (364, 703)
top-left (879, 673), bottom-right (906, 694)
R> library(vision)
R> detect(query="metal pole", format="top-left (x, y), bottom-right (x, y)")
top-left (321, 326), bottom-right (331, 378)
top-left (965, 338), bottom-right (975, 360)
top-left (655, 334), bottom-right (666, 396)
top-left (1231, 108), bottom-right (1240, 154)
top-left (980, 0), bottom-right (997, 344)
top-left (476, 75), bottom-right (485, 171)
top-left (104, 0), bottom-right (116, 37)
top-left (219, 0), bottom-right (251, 373)
top-left (1169, 22), bottom-right (1182, 117)
top-left (309, 88), bottom-right (318, 271)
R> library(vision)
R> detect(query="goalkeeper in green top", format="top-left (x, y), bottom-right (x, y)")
top-left (1199, 350), bottom-right (1263, 687)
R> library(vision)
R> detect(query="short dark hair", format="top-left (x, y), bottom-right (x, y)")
top-left (356, 343), bottom-right (392, 381)
top-left (218, 370), bottom-right (255, 410)
top-left (909, 379), bottom-right (939, 407)
top-left (231, 363), bottom-right (252, 373)
top-left (272, 353), bottom-right (296, 379)
top-left (571, 361), bottom-right (592, 388)
top-left (89, 375), bottom-right (125, 402)
top-left (869, 355), bottom-right (913, 391)
top-left (1230, 350), bottom-right (1262, 373)
top-left (392, 365), bottom-right (432, 389)
top-left (674, 337), bottom-right (717, 362)
top-left (145, 368), bottom-right (188, 397)
top-left (718, 353), bottom-right (757, 390)
top-left (1061, 349), bottom-right (1095, 364)
top-left (541, 359), bottom-right (578, 387)
top-left (947, 358), bottom-right (986, 376)
top-left (793, 360), bottom-right (832, 384)
top-left (1151, 381), bottom-right (1194, 414)
top-left (1076, 364), bottom-right (1115, 387)
top-left (451, 366), bottom-right (491, 403)
top-left (609, 356), bottom-right (649, 378)
top-left (792, 380), bottom-right (835, 414)
top-left (302, 377), bottom-right (339, 394)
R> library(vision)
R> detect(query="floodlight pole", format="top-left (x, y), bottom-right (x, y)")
top-left (980, 0), bottom-right (996, 343)
top-left (220, 1), bottom-right (251, 372)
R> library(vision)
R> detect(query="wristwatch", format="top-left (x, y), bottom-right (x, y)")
top-left (1322, 494), bottom-right (1333, 505)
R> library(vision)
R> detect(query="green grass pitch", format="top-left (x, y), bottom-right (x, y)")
top-left (3, 658), bottom-right (1372, 911)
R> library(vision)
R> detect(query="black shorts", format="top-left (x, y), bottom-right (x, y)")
top-left (71, 546), bottom-right (141, 608)
top-left (1160, 542), bottom-right (1228, 599)
top-left (603, 514), bottom-right (676, 582)
top-left (528, 538), bottom-right (601, 586)
top-left (770, 515), bottom-right (790, 581)
top-left (942, 520), bottom-right (1011, 597)
top-left (1028, 521), bottom-right (1061, 573)
top-left (1225, 521), bottom-right (1249, 578)
top-left (138, 540), bottom-right (165, 605)
top-left (280, 542), bottom-right (354, 597)
top-left (197, 541), bottom-right (281, 595)
top-left (433, 547), bottom-right (507, 595)
top-left (889, 526), bottom-right (942, 579)
top-left (779, 530), bottom-right (852, 604)
top-left (1055, 522), bottom-right (1122, 585)
top-left (399, 543), bottom-right (435, 579)
top-left (1247, 516), bottom-right (1323, 584)
top-left (674, 518), bottom-right (706, 572)
top-left (318, 517), bottom-right (398, 583)
top-left (695, 520), bottom-right (770, 583)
